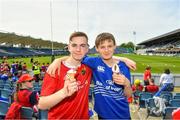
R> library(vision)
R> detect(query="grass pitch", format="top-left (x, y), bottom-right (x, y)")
top-left (1, 54), bottom-right (180, 74)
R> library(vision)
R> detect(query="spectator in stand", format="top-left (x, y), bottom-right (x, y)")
top-left (145, 78), bottom-right (159, 93)
top-left (5, 74), bottom-right (39, 119)
top-left (131, 79), bottom-right (144, 102)
top-left (12, 72), bottom-right (19, 83)
top-left (32, 61), bottom-right (41, 83)
top-left (154, 68), bottom-right (174, 97)
top-left (22, 62), bottom-right (27, 73)
top-left (45, 62), bottom-right (50, 71)
top-left (1, 70), bottom-right (9, 84)
top-left (41, 63), bottom-right (46, 73)
top-left (40, 63), bottom-right (46, 79)
top-left (132, 79), bottom-right (144, 92)
top-left (18, 62), bottom-right (22, 71)
top-left (30, 58), bottom-right (34, 64)
top-left (143, 65), bottom-right (151, 85)
top-left (10, 61), bottom-right (17, 76)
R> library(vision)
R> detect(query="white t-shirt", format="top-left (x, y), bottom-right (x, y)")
top-left (159, 73), bottom-right (174, 84)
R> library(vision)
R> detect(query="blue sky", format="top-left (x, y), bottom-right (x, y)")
top-left (0, 0), bottom-right (179, 48)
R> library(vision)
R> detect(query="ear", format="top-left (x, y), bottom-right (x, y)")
top-left (95, 46), bottom-right (99, 52)
top-left (67, 44), bottom-right (71, 52)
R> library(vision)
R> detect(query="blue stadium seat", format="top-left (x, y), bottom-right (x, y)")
top-left (138, 92), bottom-right (153, 109)
top-left (163, 107), bottom-right (177, 120)
top-left (20, 107), bottom-right (33, 119)
top-left (170, 99), bottom-right (180, 107)
top-left (146, 98), bottom-right (156, 118)
top-left (173, 95), bottom-right (180, 99)
top-left (0, 100), bottom-right (9, 118)
top-left (38, 109), bottom-right (48, 120)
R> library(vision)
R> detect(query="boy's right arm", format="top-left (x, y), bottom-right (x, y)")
top-left (38, 75), bottom-right (78, 110)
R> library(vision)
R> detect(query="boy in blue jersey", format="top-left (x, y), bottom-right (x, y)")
top-left (82, 32), bottom-right (132, 119)
top-left (46, 32), bottom-right (133, 119)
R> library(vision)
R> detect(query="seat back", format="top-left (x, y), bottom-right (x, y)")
top-left (139, 92), bottom-right (153, 108)
top-left (160, 91), bottom-right (173, 98)
top-left (38, 109), bottom-right (48, 120)
top-left (163, 107), bottom-right (177, 119)
top-left (174, 95), bottom-right (180, 99)
top-left (20, 107), bottom-right (33, 119)
top-left (170, 99), bottom-right (180, 107)
top-left (161, 94), bottom-right (171, 106)
top-left (0, 100), bottom-right (9, 117)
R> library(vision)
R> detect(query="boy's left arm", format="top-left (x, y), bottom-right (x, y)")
top-left (113, 56), bottom-right (136, 71)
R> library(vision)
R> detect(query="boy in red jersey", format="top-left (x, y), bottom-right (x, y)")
top-left (38, 32), bottom-right (92, 119)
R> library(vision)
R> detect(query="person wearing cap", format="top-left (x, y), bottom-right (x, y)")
top-left (131, 79), bottom-right (144, 103)
top-left (5, 73), bottom-right (39, 119)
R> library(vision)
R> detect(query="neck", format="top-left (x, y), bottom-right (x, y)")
top-left (103, 58), bottom-right (117, 67)
top-left (65, 57), bottom-right (81, 68)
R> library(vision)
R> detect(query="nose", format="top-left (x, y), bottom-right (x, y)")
top-left (104, 47), bottom-right (109, 51)
top-left (76, 46), bottom-right (81, 51)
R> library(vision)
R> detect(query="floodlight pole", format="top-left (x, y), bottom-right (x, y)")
top-left (133, 31), bottom-right (136, 53)
top-left (50, 0), bottom-right (54, 62)
top-left (76, 0), bottom-right (79, 31)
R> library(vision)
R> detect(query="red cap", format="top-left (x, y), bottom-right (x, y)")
top-left (17, 74), bottom-right (34, 83)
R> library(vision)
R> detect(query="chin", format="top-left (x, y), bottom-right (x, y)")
top-left (102, 57), bottom-right (112, 60)
top-left (74, 57), bottom-right (83, 61)
top-left (101, 55), bottom-right (112, 60)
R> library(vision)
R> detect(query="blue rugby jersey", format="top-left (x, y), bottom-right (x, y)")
top-left (82, 56), bottom-right (131, 119)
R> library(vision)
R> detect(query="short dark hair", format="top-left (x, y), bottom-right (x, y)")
top-left (95, 32), bottom-right (116, 47)
top-left (150, 78), bottom-right (154, 83)
top-left (146, 65), bottom-right (151, 70)
top-left (69, 31), bottom-right (88, 42)
top-left (164, 68), bottom-right (170, 74)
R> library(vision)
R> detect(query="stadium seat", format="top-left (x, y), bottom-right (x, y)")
top-left (20, 107), bottom-right (33, 119)
top-left (170, 99), bottom-right (180, 107)
top-left (160, 91), bottom-right (173, 98)
top-left (38, 109), bottom-right (48, 119)
top-left (138, 92), bottom-right (153, 109)
top-left (160, 94), bottom-right (172, 106)
top-left (146, 98), bottom-right (156, 118)
top-left (0, 89), bottom-right (12, 99)
top-left (173, 95), bottom-right (180, 99)
top-left (0, 100), bottom-right (9, 118)
top-left (163, 107), bottom-right (177, 120)
top-left (175, 93), bottom-right (180, 96)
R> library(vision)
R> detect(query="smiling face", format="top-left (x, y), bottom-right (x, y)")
top-left (96, 40), bottom-right (116, 60)
top-left (95, 33), bottom-right (116, 60)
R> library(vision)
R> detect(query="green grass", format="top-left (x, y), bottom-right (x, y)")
top-left (116, 54), bottom-right (180, 74)
top-left (1, 54), bottom-right (180, 74)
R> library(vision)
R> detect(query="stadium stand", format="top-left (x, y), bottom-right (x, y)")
top-left (0, 46), bottom-right (69, 58)
top-left (137, 29), bottom-right (180, 56)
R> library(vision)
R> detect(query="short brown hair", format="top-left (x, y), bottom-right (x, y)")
top-left (69, 31), bottom-right (88, 42)
top-left (95, 32), bottom-right (116, 47)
